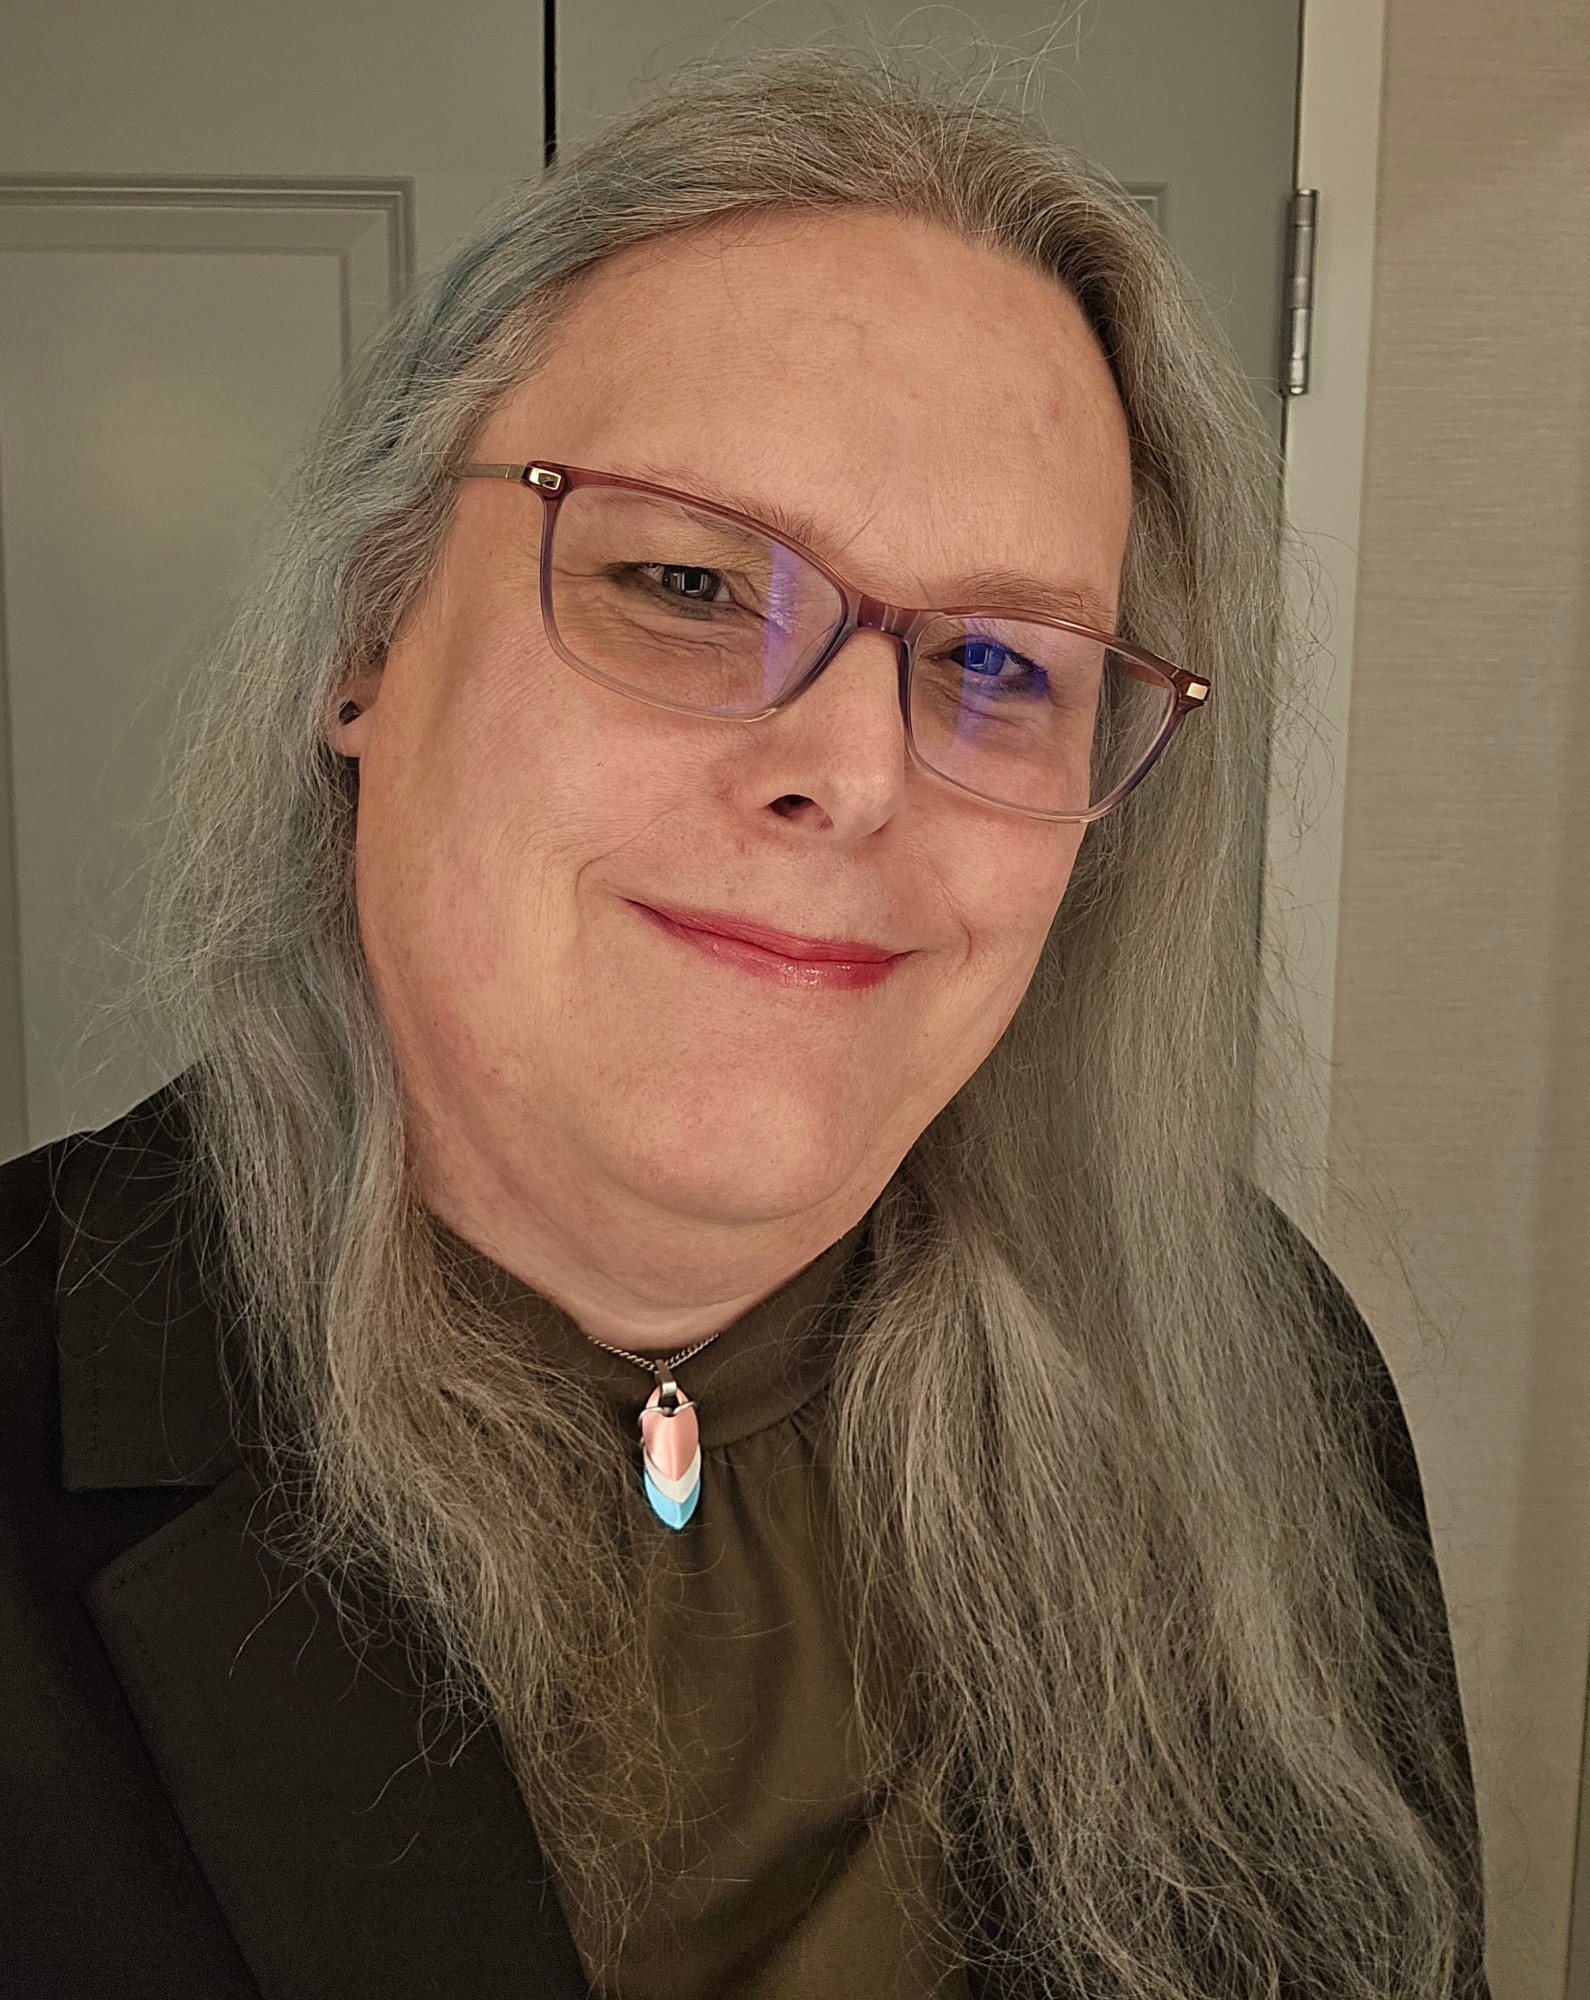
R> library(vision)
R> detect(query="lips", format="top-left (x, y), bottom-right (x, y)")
top-left (630, 900), bottom-right (901, 965)
top-left (626, 899), bottom-right (907, 992)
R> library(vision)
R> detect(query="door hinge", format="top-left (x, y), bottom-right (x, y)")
top-left (1282, 189), bottom-right (1318, 396)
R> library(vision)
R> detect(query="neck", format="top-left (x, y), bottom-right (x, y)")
top-left (410, 1124), bottom-right (876, 1360)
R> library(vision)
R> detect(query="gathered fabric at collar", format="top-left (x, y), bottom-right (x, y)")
top-left (428, 1208), bottom-right (875, 1451)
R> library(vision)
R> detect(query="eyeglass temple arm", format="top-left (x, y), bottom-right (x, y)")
top-left (458, 462), bottom-right (553, 486)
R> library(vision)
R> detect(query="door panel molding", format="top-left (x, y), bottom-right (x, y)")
top-left (1126, 184), bottom-right (1167, 229)
top-left (0, 176), bottom-right (413, 1151)
top-left (0, 176), bottom-right (415, 361)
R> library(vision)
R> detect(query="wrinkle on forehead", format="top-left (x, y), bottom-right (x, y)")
top-left (479, 205), bottom-right (1132, 615)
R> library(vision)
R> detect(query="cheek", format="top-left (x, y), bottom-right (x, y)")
top-left (386, 575), bottom-right (740, 928)
top-left (456, 729), bottom-right (747, 1035)
top-left (926, 825), bottom-right (1080, 1063)
top-left (960, 822), bottom-right (1082, 970)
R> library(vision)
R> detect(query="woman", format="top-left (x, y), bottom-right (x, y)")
top-left (0, 45), bottom-right (1489, 2000)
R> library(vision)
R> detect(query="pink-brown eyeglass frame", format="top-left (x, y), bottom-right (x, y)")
top-left (454, 459), bottom-right (1211, 824)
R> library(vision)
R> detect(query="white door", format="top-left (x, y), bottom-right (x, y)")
top-left (0, 0), bottom-right (1299, 1154)
top-left (0, 0), bottom-right (546, 1152)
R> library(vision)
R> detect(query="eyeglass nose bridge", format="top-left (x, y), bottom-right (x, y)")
top-left (771, 588), bottom-right (925, 720)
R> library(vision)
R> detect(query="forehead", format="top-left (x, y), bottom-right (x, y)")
top-left (476, 207), bottom-right (1133, 603)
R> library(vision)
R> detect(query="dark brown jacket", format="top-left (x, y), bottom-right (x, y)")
top-left (0, 1078), bottom-right (1491, 1998)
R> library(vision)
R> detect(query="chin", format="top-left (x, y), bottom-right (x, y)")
top-left (610, 1105), bottom-right (862, 1226)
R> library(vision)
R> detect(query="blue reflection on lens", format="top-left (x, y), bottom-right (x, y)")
top-left (764, 539), bottom-right (807, 704)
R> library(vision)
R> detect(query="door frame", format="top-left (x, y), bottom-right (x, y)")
top-left (1257, 0), bottom-right (1389, 1243)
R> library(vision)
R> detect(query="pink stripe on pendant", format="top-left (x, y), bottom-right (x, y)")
top-left (639, 1381), bottom-right (703, 1530)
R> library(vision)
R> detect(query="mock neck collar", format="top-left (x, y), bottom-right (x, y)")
top-left (428, 1210), bottom-right (875, 1449)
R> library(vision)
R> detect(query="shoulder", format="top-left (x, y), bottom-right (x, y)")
top-left (0, 1123), bottom-right (76, 1503)
top-left (1255, 1189), bottom-right (1490, 1986)
top-left (0, 1072), bottom-right (224, 1565)
top-left (1251, 1187), bottom-right (1431, 1539)
top-left (0, 1076), bottom-right (187, 1415)
top-left (0, 1086), bottom-right (263, 1996)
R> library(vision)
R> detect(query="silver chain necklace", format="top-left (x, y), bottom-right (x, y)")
top-left (580, 1326), bottom-right (727, 1532)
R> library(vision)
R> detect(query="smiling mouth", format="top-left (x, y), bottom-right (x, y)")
top-left (631, 899), bottom-right (901, 962)
top-left (626, 900), bottom-right (906, 991)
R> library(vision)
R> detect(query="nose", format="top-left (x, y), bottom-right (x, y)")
top-left (782, 619), bottom-right (913, 752)
top-left (754, 623), bottom-right (911, 832)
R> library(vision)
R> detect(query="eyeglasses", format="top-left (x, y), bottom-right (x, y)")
top-left (452, 460), bottom-right (1210, 822)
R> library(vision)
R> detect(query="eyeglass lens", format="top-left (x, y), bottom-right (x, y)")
top-left (544, 484), bottom-right (1175, 816)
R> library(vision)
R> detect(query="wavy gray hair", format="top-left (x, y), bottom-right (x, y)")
top-left (111, 41), bottom-right (1485, 1999)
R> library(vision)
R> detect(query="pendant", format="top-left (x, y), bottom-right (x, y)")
top-left (639, 1379), bottom-right (702, 1530)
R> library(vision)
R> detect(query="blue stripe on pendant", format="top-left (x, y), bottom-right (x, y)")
top-left (644, 1464), bottom-right (701, 1530)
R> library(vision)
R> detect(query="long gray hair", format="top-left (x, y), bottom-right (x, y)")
top-left (110, 41), bottom-right (1485, 1998)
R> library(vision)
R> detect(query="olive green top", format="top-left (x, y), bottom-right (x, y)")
top-left (433, 1210), bottom-right (969, 2000)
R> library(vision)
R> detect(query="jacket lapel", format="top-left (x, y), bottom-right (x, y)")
top-left (56, 1084), bottom-right (590, 2000)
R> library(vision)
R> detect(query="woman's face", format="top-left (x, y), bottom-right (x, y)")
top-left (334, 206), bottom-right (1133, 1240)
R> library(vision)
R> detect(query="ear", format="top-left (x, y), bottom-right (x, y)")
top-left (326, 672), bottom-right (384, 759)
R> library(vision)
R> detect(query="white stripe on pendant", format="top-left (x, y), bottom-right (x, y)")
top-left (644, 1450), bottom-right (702, 1505)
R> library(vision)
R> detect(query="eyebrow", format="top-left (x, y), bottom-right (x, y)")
top-left (615, 459), bottom-right (1120, 633)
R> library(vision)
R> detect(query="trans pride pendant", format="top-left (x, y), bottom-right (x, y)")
top-left (639, 1376), bottom-right (702, 1530)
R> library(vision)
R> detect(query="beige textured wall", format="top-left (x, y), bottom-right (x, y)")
top-left (1319, 2), bottom-right (1590, 1994)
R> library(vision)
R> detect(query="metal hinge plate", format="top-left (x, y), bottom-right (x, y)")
top-left (1283, 189), bottom-right (1318, 396)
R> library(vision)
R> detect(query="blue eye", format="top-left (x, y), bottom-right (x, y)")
top-left (962, 637), bottom-right (1006, 675)
top-left (958, 636), bottom-right (1049, 698)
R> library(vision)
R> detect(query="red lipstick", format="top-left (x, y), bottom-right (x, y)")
top-left (627, 900), bottom-right (906, 991)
